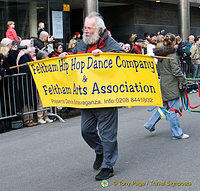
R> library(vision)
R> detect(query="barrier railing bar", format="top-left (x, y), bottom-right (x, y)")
top-left (30, 76), bottom-right (35, 111)
top-left (0, 73), bottom-right (65, 124)
top-left (7, 77), bottom-right (12, 116)
top-left (3, 78), bottom-right (7, 117)
top-left (25, 74), bottom-right (30, 113)
top-left (22, 75), bottom-right (26, 112)
top-left (12, 76), bottom-right (17, 115)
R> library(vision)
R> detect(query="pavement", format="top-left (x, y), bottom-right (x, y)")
top-left (0, 93), bottom-right (200, 191)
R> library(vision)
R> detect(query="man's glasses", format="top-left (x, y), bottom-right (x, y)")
top-left (82, 27), bottom-right (96, 32)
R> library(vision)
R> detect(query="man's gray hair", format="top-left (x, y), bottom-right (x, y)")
top-left (85, 12), bottom-right (106, 31)
top-left (1, 38), bottom-right (12, 46)
top-left (39, 31), bottom-right (49, 39)
top-left (25, 47), bottom-right (35, 54)
top-left (189, 35), bottom-right (195, 40)
top-left (36, 50), bottom-right (49, 60)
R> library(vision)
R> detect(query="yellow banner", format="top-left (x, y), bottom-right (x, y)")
top-left (28, 53), bottom-right (163, 108)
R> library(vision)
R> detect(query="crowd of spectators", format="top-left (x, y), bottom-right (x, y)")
top-left (0, 21), bottom-right (199, 132)
top-left (0, 21), bottom-right (81, 131)
top-left (119, 30), bottom-right (200, 80)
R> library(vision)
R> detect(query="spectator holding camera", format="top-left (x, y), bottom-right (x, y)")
top-left (17, 40), bottom-right (32, 68)
top-left (34, 31), bottom-right (54, 55)
top-left (34, 31), bottom-right (49, 50)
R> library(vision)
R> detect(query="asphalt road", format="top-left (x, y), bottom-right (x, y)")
top-left (0, 93), bottom-right (200, 191)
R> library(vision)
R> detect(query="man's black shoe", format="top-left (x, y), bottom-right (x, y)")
top-left (95, 168), bottom-right (114, 181)
top-left (93, 154), bottom-right (103, 170)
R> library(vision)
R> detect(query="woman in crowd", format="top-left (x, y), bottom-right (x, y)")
top-left (144, 33), bottom-right (189, 139)
top-left (0, 38), bottom-right (18, 74)
top-left (49, 41), bottom-right (63, 57)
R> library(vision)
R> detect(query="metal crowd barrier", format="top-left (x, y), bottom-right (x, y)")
top-left (181, 59), bottom-right (200, 79)
top-left (0, 73), bottom-right (64, 124)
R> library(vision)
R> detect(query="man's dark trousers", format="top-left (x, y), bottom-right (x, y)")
top-left (81, 107), bottom-right (118, 169)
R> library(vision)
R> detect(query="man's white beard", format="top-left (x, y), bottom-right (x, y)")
top-left (83, 30), bottom-right (100, 45)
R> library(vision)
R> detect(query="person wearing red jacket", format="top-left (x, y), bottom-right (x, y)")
top-left (6, 21), bottom-right (20, 41)
top-left (130, 39), bottom-right (144, 54)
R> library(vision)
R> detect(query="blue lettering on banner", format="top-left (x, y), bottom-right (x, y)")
top-left (59, 59), bottom-right (69, 74)
top-left (30, 55), bottom-right (156, 76)
top-left (115, 56), bottom-right (155, 73)
top-left (91, 81), bottom-right (156, 95)
top-left (42, 84), bottom-right (72, 95)
top-left (87, 57), bottom-right (113, 70)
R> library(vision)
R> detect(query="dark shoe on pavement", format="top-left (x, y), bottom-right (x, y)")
top-left (95, 168), bottom-right (114, 181)
top-left (149, 128), bottom-right (155, 133)
top-left (144, 125), bottom-right (155, 133)
top-left (93, 154), bottom-right (103, 170)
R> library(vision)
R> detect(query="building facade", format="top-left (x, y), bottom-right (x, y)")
top-left (0, 0), bottom-right (200, 43)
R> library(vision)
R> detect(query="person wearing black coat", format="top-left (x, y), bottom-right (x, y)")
top-left (18, 47), bottom-right (37, 127)
top-left (176, 36), bottom-right (191, 77)
top-left (0, 45), bottom-right (20, 125)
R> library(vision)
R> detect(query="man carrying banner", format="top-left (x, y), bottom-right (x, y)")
top-left (61, 12), bottom-right (123, 180)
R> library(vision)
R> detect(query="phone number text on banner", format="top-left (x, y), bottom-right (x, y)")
top-left (28, 53), bottom-right (163, 108)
